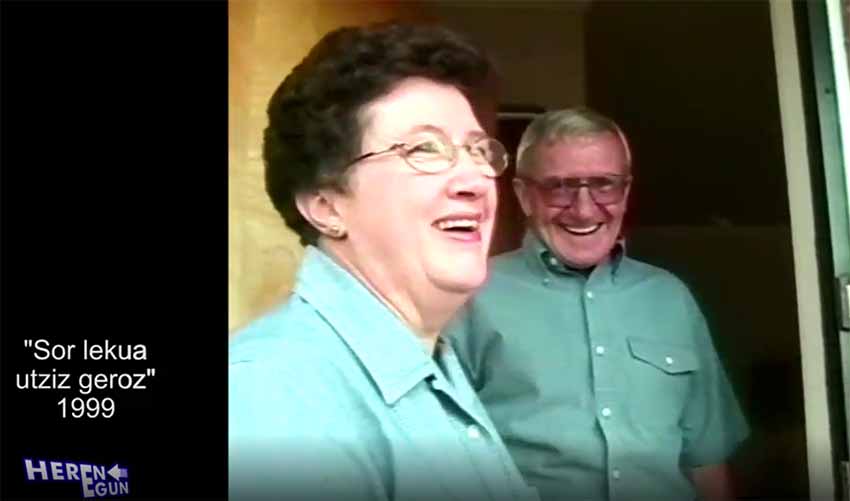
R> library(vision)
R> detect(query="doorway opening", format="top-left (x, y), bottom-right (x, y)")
top-left (422, 1), bottom-right (819, 498)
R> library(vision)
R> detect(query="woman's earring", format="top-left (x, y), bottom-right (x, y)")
top-left (329, 223), bottom-right (347, 238)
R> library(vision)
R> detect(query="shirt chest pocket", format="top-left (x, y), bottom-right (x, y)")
top-left (626, 337), bottom-right (700, 426)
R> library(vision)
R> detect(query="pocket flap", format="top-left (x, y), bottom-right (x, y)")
top-left (628, 337), bottom-right (699, 374)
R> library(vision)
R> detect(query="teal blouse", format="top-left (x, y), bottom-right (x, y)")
top-left (229, 246), bottom-right (538, 501)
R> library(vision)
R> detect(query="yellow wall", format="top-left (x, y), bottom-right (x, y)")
top-left (420, 3), bottom-right (587, 109)
top-left (228, 1), bottom-right (422, 332)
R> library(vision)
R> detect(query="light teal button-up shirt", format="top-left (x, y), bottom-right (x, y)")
top-left (229, 246), bottom-right (538, 501)
top-left (447, 233), bottom-right (749, 501)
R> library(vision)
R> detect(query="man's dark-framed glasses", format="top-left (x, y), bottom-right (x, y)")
top-left (346, 128), bottom-right (509, 178)
top-left (520, 175), bottom-right (631, 207)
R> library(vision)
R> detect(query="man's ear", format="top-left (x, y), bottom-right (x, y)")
top-left (295, 190), bottom-right (347, 239)
top-left (512, 178), bottom-right (533, 217)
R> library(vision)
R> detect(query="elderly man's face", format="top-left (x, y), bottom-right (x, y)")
top-left (333, 77), bottom-right (498, 300)
top-left (515, 132), bottom-right (630, 269)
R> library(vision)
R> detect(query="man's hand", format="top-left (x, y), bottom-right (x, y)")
top-left (691, 463), bottom-right (737, 501)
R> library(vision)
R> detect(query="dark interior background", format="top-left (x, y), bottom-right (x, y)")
top-left (586, 3), bottom-right (804, 497)
top-left (423, 1), bottom-right (807, 498)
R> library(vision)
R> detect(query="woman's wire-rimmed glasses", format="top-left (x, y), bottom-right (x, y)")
top-left (346, 128), bottom-right (509, 178)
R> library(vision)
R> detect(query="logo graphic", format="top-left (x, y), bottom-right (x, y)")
top-left (24, 458), bottom-right (129, 498)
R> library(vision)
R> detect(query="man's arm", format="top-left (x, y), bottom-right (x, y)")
top-left (445, 304), bottom-right (498, 391)
top-left (674, 280), bottom-right (749, 500)
top-left (690, 463), bottom-right (737, 501)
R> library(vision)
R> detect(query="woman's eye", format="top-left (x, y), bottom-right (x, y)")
top-left (470, 144), bottom-right (490, 158)
top-left (408, 141), bottom-right (443, 155)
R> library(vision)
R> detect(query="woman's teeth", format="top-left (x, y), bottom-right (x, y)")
top-left (436, 218), bottom-right (479, 232)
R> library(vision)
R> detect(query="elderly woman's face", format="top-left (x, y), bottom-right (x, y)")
top-left (336, 77), bottom-right (497, 297)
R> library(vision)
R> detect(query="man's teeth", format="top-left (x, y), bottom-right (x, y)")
top-left (436, 218), bottom-right (479, 231)
top-left (562, 223), bottom-right (602, 235)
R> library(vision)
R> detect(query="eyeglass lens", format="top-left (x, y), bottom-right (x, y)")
top-left (535, 176), bottom-right (628, 207)
top-left (400, 131), bottom-right (507, 176)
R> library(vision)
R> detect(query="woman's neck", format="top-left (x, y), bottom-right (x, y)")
top-left (320, 242), bottom-right (466, 354)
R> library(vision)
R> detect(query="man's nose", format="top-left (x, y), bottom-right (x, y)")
top-left (570, 186), bottom-right (601, 218)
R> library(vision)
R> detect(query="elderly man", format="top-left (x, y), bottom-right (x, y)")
top-left (448, 108), bottom-right (749, 501)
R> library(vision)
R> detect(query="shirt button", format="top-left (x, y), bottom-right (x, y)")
top-left (595, 346), bottom-right (605, 356)
top-left (665, 356), bottom-right (674, 365)
top-left (467, 425), bottom-right (482, 439)
top-left (601, 407), bottom-right (612, 418)
top-left (586, 291), bottom-right (594, 299)
top-left (542, 277), bottom-right (551, 286)
top-left (549, 257), bottom-right (559, 266)
top-left (612, 469), bottom-right (621, 480)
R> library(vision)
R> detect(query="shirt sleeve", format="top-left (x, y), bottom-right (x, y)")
top-left (229, 360), bottom-right (389, 501)
top-left (678, 291), bottom-right (750, 468)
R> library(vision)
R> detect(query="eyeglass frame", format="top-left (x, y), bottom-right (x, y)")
top-left (516, 174), bottom-right (632, 208)
top-left (343, 129), bottom-right (510, 178)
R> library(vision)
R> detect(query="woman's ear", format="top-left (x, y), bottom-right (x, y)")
top-left (295, 190), bottom-right (348, 239)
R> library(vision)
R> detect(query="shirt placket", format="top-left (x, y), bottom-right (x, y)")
top-left (583, 275), bottom-right (623, 501)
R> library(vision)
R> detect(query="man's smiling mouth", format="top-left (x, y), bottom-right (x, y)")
top-left (559, 223), bottom-right (603, 236)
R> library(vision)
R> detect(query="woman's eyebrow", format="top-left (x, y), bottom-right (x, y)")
top-left (465, 130), bottom-right (489, 141)
top-left (401, 124), bottom-right (487, 140)
top-left (403, 124), bottom-right (443, 135)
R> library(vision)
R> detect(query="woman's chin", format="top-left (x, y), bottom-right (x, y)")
top-left (431, 268), bottom-right (488, 296)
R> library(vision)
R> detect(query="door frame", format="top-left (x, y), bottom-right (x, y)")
top-left (770, 1), bottom-right (850, 499)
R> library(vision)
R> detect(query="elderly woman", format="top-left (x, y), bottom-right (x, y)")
top-left (229, 23), bottom-right (537, 501)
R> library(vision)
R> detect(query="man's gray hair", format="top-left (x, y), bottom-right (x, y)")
top-left (515, 108), bottom-right (632, 176)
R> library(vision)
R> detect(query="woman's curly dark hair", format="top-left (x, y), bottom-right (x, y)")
top-left (263, 22), bottom-right (498, 246)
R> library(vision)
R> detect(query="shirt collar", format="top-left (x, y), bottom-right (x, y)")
top-left (293, 246), bottom-right (437, 405)
top-left (520, 230), bottom-right (626, 283)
